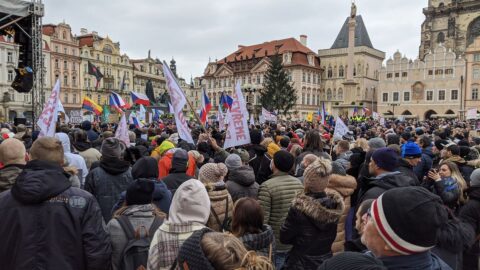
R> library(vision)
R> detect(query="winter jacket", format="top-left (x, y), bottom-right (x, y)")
top-left (335, 151), bottom-right (353, 171)
top-left (107, 204), bottom-right (165, 270)
top-left (111, 178), bottom-right (172, 215)
top-left (56, 132), bottom-right (89, 183)
top-left (206, 183), bottom-right (233, 232)
top-left (238, 224), bottom-right (276, 258)
top-left (326, 174), bottom-right (357, 254)
top-left (443, 155), bottom-right (475, 184)
top-left (158, 150), bottom-right (196, 178)
top-left (295, 149), bottom-right (331, 177)
top-left (397, 158), bottom-right (420, 185)
top-left (225, 165), bottom-right (259, 202)
top-left (256, 152), bottom-right (273, 185)
top-left (369, 250), bottom-right (453, 270)
top-left (414, 146), bottom-right (434, 181)
top-left (258, 172), bottom-right (304, 252)
top-left (280, 191), bottom-right (345, 270)
top-left (248, 144), bottom-right (267, 180)
top-left (85, 158), bottom-right (134, 222)
top-left (460, 187), bottom-right (480, 270)
top-left (78, 147), bottom-right (102, 169)
top-left (0, 160), bottom-right (111, 270)
top-left (161, 155), bottom-right (192, 196)
top-left (346, 147), bottom-right (366, 179)
top-left (422, 177), bottom-right (461, 209)
top-left (0, 164), bottom-right (24, 192)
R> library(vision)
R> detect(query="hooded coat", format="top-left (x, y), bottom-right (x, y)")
top-left (247, 144), bottom-right (267, 179)
top-left (0, 164), bottom-right (24, 192)
top-left (55, 132), bottom-right (89, 182)
top-left (280, 191), bottom-right (345, 270)
top-left (460, 187), bottom-right (480, 270)
top-left (414, 146), bottom-right (434, 181)
top-left (161, 151), bottom-right (192, 196)
top-left (206, 183), bottom-right (234, 232)
top-left (326, 174), bottom-right (357, 254)
top-left (225, 165), bottom-right (259, 202)
top-left (239, 224), bottom-right (276, 258)
top-left (0, 160), bottom-right (111, 270)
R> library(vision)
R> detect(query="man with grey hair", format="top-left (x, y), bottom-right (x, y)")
top-left (0, 138), bottom-right (26, 192)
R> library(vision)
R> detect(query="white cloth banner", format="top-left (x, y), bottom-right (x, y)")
top-left (223, 81), bottom-right (251, 148)
top-left (333, 117), bottom-right (349, 138)
top-left (259, 114), bottom-right (265, 124)
top-left (168, 102), bottom-right (174, 114)
top-left (56, 100), bottom-right (69, 124)
top-left (249, 114), bottom-right (255, 126)
top-left (163, 62), bottom-right (194, 144)
top-left (261, 107), bottom-right (277, 122)
top-left (372, 111), bottom-right (380, 120)
top-left (37, 79), bottom-right (61, 137)
top-left (138, 104), bottom-right (146, 121)
top-left (467, 108), bottom-right (478, 120)
top-left (115, 113), bottom-right (130, 145)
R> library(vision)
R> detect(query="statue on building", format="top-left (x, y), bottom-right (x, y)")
top-left (158, 90), bottom-right (170, 105)
top-left (350, 1), bottom-right (357, 18)
top-left (170, 58), bottom-right (177, 78)
top-left (448, 17), bottom-right (456, 37)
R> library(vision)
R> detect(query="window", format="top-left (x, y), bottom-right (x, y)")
top-left (302, 93), bottom-right (305, 104)
top-left (72, 63), bottom-right (76, 71)
top-left (338, 88), bottom-right (343, 100)
top-left (445, 68), bottom-right (453, 75)
top-left (55, 46), bottom-right (59, 52)
top-left (426, 90), bottom-right (434, 101)
top-left (72, 94), bottom-right (77, 104)
top-left (393, 92), bottom-right (399, 102)
top-left (395, 73), bottom-right (400, 78)
top-left (97, 94), bottom-right (101, 104)
top-left (474, 68), bottom-right (480, 79)
top-left (435, 69), bottom-right (444, 75)
top-left (64, 48), bottom-right (67, 54)
top-left (307, 73), bottom-right (311, 83)
top-left (307, 93), bottom-right (310, 105)
top-left (72, 49), bottom-right (76, 56)
top-left (387, 73), bottom-right (392, 79)
top-left (327, 67), bottom-right (333, 78)
top-left (428, 70), bottom-right (433, 75)
top-left (7, 70), bottom-right (13, 81)
top-left (382, 93), bottom-right (388, 102)
top-left (55, 59), bottom-right (59, 69)
top-left (7, 52), bottom-right (12, 63)
top-left (473, 88), bottom-right (479, 100)
top-left (451, 89), bottom-right (458, 100)
top-left (475, 54), bottom-right (480, 62)
top-left (72, 76), bottom-right (76, 87)
top-left (64, 75), bottom-right (68, 86)
top-left (96, 54), bottom-right (100, 60)
top-left (339, 66), bottom-right (344, 77)
top-left (404, 92), bottom-right (410, 102)
top-left (327, 89), bottom-right (332, 100)
top-left (438, 90), bottom-right (446, 101)
top-left (302, 71), bottom-right (306, 82)
top-left (64, 61), bottom-right (67, 70)
top-left (64, 93), bottom-right (68, 104)
top-left (62, 31), bottom-right (66, 39)
top-left (402, 72), bottom-right (408, 77)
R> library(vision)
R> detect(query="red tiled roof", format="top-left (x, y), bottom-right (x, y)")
top-left (78, 34), bottom-right (94, 47)
top-left (218, 38), bottom-right (315, 64)
top-left (42, 25), bottom-right (56, 36)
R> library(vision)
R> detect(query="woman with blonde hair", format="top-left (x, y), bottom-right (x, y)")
top-left (177, 228), bottom-right (273, 270)
top-left (425, 161), bottom-right (468, 209)
top-left (354, 138), bottom-right (369, 152)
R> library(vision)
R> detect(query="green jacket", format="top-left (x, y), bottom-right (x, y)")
top-left (258, 172), bottom-right (303, 252)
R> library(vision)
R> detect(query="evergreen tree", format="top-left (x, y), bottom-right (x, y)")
top-left (259, 53), bottom-right (297, 116)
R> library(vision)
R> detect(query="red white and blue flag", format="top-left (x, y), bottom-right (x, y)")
top-left (220, 92), bottom-right (233, 110)
top-left (362, 106), bottom-right (370, 115)
top-left (200, 89), bottom-right (211, 124)
top-left (109, 91), bottom-right (126, 113)
top-left (130, 91), bottom-right (150, 106)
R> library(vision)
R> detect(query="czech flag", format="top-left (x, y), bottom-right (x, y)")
top-left (82, 97), bottom-right (103, 115)
top-left (200, 89), bottom-right (211, 124)
top-left (109, 91), bottom-right (126, 113)
top-left (130, 91), bottom-right (150, 106)
top-left (220, 92), bottom-right (233, 110)
top-left (362, 106), bottom-right (370, 115)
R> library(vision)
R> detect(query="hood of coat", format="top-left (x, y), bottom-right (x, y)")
top-left (207, 183), bottom-right (230, 201)
top-left (228, 166), bottom-right (256, 187)
top-left (368, 171), bottom-right (414, 190)
top-left (55, 132), bottom-right (72, 154)
top-left (120, 204), bottom-right (157, 217)
top-left (11, 160), bottom-right (71, 204)
top-left (467, 186), bottom-right (480, 201)
top-left (291, 191), bottom-right (345, 227)
top-left (327, 174), bottom-right (357, 197)
top-left (240, 224), bottom-right (275, 251)
top-left (100, 157), bottom-right (130, 175)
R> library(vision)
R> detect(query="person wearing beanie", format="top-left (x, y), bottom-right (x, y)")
top-left (280, 157), bottom-right (345, 269)
top-left (224, 154), bottom-right (259, 202)
top-left (111, 157), bottom-right (172, 215)
top-left (107, 179), bottom-right (166, 270)
top-left (154, 140), bottom-right (196, 179)
top-left (368, 137), bottom-right (386, 152)
top-left (246, 129), bottom-right (267, 180)
top-left (147, 179), bottom-right (211, 270)
top-left (71, 129), bottom-right (102, 170)
top-left (318, 251), bottom-right (387, 270)
top-left (362, 187), bottom-right (452, 270)
top-left (85, 138), bottom-right (134, 222)
top-left (198, 163), bottom-right (233, 232)
top-left (161, 149), bottom-right (192, 196)
top-left (258, 150), bottom-right (303, 269)
top-left (256, 140), bottom-right (281, 185)
top-left (81, 120), bottom-right (99, 142)
top-left (397, 141), bottom-right (422, 185)
top-left (414, 135), bottom-right (435, 181)
top-left (442, 143), bottom-right (475, 184)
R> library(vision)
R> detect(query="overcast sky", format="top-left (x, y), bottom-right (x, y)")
top-left (43, 0), bottom-right (427, 80)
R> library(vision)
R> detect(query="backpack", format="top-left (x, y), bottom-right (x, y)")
top-left (116, 215), bottom-right (163, 270)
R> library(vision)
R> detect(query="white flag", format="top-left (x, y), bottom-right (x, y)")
top-left (261, 107), bottom-right (277, 122)
top-left (168, 102), bottom-right (174, 114)
top-left (467, 108), bottom-right (477, 120)
top-left (249, 114), bottom-right (255, 126)
top-left (138, 104), bottom-right (146, 121)
top-left (223, 81), bottom-right (251, 148)
top-left (163, 61), bottom-right (194, 144)
top-left (218, 107), bottom-right (225, 131)
top-left (333, 117), bottom-right (349, 138)
top-left (115, 113), bottom-right (130, 145)
top-left (56, 100), bottom-right (69, 124)
top-left (37, 79), bottom-right (61, 137)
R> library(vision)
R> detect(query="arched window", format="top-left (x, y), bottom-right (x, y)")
top-left (437, 32), bottom-right (445, 44)
top-left (62, 31), bottom-right (66, 39)
top-left (327, 89), bottom-right (332, 100)
top-left (327, 66), bottom-right (333, 78)
top-left (468, 17), bottom-right (480, 45)
top-left (338, 88), bottom-right (343, 100)
top-left (339, 65), bottom-right (344, 77)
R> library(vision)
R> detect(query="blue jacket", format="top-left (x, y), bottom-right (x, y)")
top-left (414, 147), bottom-right (434, 180)
top-left (367, 251), bottom-right (452, 270)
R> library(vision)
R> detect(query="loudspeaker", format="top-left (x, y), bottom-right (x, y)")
top-left (14, 117), bottom-right (26, 126)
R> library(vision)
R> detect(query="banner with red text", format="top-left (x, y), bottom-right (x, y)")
top-left (37, 79), bottom-right (61, 137)
top-left (162, 61), bottom-right (194, 144)
top-left (224, 81), bottom-right (251, 148)
top-left (115, 113), bottom-right (130, 145)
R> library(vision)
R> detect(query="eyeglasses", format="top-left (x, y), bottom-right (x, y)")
top-left (361, 207), bottom-right (372, 224)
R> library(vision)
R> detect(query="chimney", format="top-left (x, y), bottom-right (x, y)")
top-left (238, 45), bottom-right (245, 50)
top-left (80, 28), bottom-right (87, 35)
top-left (92, 31), bottom-right (98, 36)
top-left (300, 35), bottom-right (307, 46)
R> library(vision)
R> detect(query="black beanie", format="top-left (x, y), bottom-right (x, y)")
top-left (273, 150), bottom-right (294, 172)
top-left (319, 252), bottom-right (387, 270)
top-left (250, 129), bottom-right (262, 145)
top-left (132, 157), bottom-right (159, 179)
top-left (370, 186), bottom-right (448, 255)
top-left (177, 228), bottom-right (215, 270)
top-left (125, 179), bottom-right (155, 205)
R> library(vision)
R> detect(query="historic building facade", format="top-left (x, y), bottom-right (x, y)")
top-left (203, 36), bottom-right (322, 119)
top-left (77, 28), bottom-right (133, 108)
top-left (131, 53), bottom-right (167, 105)
top-left (419, 0), bottom-right (480, 60)
top-left (318, 10), bottom-right (385, 117)
top-left (465, 36), bottom-right (480, 113)
top-left (378, 46), bottom-right (465, 120)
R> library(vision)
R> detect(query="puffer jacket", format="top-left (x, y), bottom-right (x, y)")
top-left (357, 171), bottom-right (417, 206)
top-left (239, 224), bottom-right (276, 258)
top-left (0, 160), bottom-right (111, 270)
top-left (107, 204), bottom-right (165, 270)
top-left (0, 164), bottom-right (24, 192)
top-left (280, 191), bottom-right (345, 270)
top-left (226, 165), bottom-right (259, 202)
top-left (326, 174), bottom-right (357, 254)
top-left (258, 172), bottom-right (304, 252)
top-left (206, 183), bottom-right (233, 232)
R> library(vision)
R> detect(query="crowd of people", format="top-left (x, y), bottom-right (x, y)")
top-left (0, 117), bottom-right (479, 270)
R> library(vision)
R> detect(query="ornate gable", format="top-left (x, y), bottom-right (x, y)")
top-left (213, 64), bottom-right (233, 77)
top-left (251, 57), bottom-right (271, 73)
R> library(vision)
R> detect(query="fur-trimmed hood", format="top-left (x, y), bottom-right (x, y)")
top-left (326, 174), bottom-right (357, 197)
top-left (291, 191), bottom-right (345, 227)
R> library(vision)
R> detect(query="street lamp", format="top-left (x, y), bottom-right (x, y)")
top-left (242, 84), bottom-right (257, 117)
top-left (388, 103), bottom-right (399, 117)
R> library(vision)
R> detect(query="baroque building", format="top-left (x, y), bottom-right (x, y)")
top-left (203, 36), bottom-right (322, 119)
top-left (464, 36), bottom-right (480, 113)
top-left (131, 52), bottom-right (167, 105)
top-left (420, 0), bottom-right (480, 60)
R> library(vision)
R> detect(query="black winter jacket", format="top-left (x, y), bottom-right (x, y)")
top-left (357, 171), bottom-right (417, 206)
top-left (247, 144), bottom-right (267, 179)
top-left (0, 160), bottom-right (111, 270)
top-left (397, 158), bottom-right (420, 185)
top-left (280, 191), bottom-right (344, 270)
top-left (161, 157), bottom-right (192, 196)
top-left (460, 187), bottom-right (480, 270)
top-left (226, 165), bottom-right (259, 202)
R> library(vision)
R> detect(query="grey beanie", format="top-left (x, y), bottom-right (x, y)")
top-left (224, 154), bottom-right (242, 170)
top-left (368, 137), bottom-right (386, 151)
top-left (331, 160), bottom-right (347, 176)
top-left (470, 168), bottom-right (480, 188)
top-left (101, 137), bottom-right (125, 159)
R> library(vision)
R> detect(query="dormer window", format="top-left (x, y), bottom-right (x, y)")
top-left (308, 55), bottom-right (314, 66)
